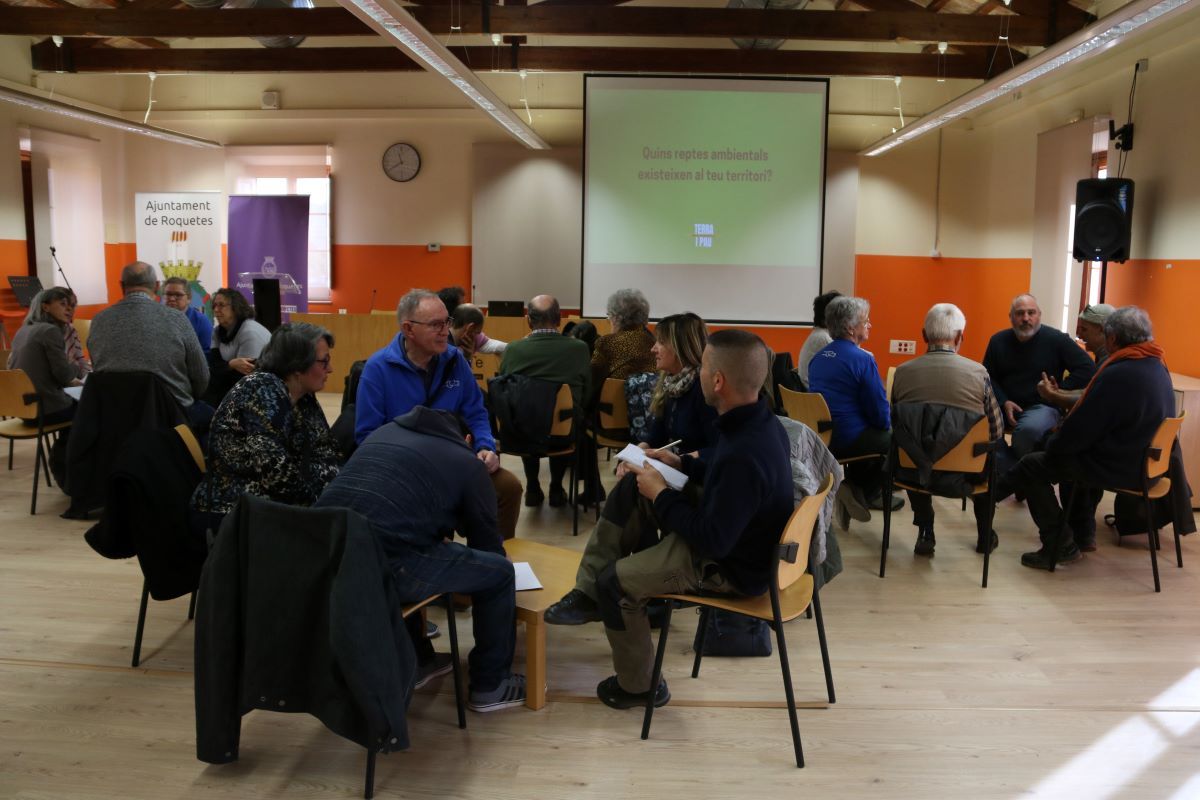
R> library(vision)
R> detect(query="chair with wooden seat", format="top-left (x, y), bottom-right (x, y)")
top-left (1050, 414), bottom-right (1186, 593)
top-left (72, 318), bottom-right (91, 352)
top-left (0, 369), bottom-right (73, 514)
top-left (589, 377), bottom-right (631, 450)
top-left (778, 387), bottom-right (883, 469)
top-left (640, 473), bottom-right (836, 768)
top-left (493, 381), bottom-right (583, 536)
top-left (879, 416), bottom-right (998, 588)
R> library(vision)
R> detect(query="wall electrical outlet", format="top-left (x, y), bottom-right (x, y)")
top-left (889, 339), bottom-right (917, 355)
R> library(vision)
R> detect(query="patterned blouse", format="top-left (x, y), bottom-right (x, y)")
top-left (191, 371), bottom-right (340, 515)
top-left (63, 323), bottom-right (92, 377)
top-left (591, 327), bottom-right (655, 389)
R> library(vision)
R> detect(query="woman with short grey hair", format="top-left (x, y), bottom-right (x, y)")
top-left (190, 322), bottom-right (341, 529)
top-left (807, 295), bottom-right (901, 519)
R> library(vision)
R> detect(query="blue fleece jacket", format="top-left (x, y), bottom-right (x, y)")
top-left (354, 333), bottom-right (495, 451)
top-left (807, 338), bottom-right (889, 450)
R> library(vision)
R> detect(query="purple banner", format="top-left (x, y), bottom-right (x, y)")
top-left (227, 194), bottom-right (310, 315)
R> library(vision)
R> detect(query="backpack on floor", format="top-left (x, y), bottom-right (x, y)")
top-left (693, 608), bottom-right (772, 657)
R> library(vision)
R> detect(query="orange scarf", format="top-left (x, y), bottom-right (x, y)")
top-left (1068, 341), bottom-right (1167, 417)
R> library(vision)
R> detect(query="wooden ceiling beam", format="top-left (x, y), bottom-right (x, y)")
top-left (840, 0), bottom-right (928, 12)
top-left (0, 6), bottom-right (1069, 46)
top-left (30, 42), bottom-right (1014, 78)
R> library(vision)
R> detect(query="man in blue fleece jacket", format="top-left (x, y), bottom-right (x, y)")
top-left (354, 288), bottom-right (522, 539)
top-left (589, 329), bottom-right (795, 710)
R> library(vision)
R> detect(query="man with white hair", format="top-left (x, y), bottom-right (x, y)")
top-left (1002, 306), bottom-right (1174, 569)
top-left (891, 303), bottom-right (1004, 556)
top-left (982, 294), bottom-right (1096, 459)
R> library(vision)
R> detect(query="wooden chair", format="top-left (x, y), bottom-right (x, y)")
top-left (72, 318), bottom-right (91, 352)
top-left (640, 473), bottom-right (837, 768)
top-left (885, 366), bottom-right (896, 402)
top-left (778, 387), bottom-right (882, 468)
top-left (880, 416), bottom-right (998, 588)
top-left (589, 377), bottom-right (631, 450)
top-left (494, 383), bottom-right (583, 536)
top-left (470, 352), bottom-right (501, 393)
top-left (778, 387), bottom-right (833, 446)
top-left (1050, 414), bottom-right (1186, 593)
top-left (0, 369), bottom-right (73, 514)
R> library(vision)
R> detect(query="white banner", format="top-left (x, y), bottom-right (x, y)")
top-left (135, 192), bottom-right (222, 314)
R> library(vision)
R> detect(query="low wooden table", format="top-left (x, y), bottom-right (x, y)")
top-left (505, 539), bottom-right (582, 710)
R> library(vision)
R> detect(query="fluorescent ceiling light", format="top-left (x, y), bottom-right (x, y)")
top-left (861, 0), bottom-right (1197, 157)
top-left (338, 0), bottom-right (549, 150)
top-left (0, 84), bottom-right (222, 149)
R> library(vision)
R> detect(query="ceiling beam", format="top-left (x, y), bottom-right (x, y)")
top-left (30, 41), bottom-right (1014, 78)
top-left (0, 6), bottom-right (1071, 46)
top-left (841, 0), bottom-right (928, 12)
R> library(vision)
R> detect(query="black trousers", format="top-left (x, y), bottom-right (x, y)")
top-left (1003, 451), bottom-right (1103, 547)
top-left (908, 491), bottom-right (992, 538)
top-left (832, 427), bottom-right (890, 496)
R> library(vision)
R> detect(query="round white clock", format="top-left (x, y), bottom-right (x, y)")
top-left (382, 142), bottom-right (421, 182)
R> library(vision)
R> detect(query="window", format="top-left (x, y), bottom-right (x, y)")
top-left (226, 146), bottom-right (332, 302)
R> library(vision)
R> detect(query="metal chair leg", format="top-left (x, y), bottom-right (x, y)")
top-left (8, 437), bottom-right (12, 470)
top-left (1144, 494), bottom-right (1162, 592)
top-left (570, 451), bottom-right (579, 537)
top-left (132, 580), bottom-right (150, 668)
top-left (770, 586), bottom-right (805, 768)
top-left (810, 584), bottom-right (836, 705)
top-left (363, 747), bottom-right (376, 799)
top-left (879, 454), bottom-right (896, 578)
top-left (641, 603), bottom-right (674, 740)
top-left (187, 591), bottom-right (197, 621)
top-left (691, 606), bottom-right (710, 678)
top-left (443, 595), bottom-right (466, 729)
top-left (40, 433), bottom-right (52, 486)
top-left (30, 435), bottom-right (45, 515)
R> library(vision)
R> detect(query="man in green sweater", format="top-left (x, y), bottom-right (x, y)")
top-left (499, 295), bottom-right (590, 507)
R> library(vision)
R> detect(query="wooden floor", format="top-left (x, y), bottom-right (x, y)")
top-left (3, 395), bottom-right (1200, 799)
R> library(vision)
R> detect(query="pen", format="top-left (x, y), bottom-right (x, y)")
top-left (659, 439), bottom-right (683, 452)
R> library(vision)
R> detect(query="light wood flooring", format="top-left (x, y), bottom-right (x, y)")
top-left (2, 395), bottom-right (1200, 799)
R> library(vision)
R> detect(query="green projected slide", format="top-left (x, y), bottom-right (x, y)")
top-left (586, 85), bottom-right (824, 268)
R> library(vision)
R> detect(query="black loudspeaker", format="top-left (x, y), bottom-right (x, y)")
top-left (252, 278), bottom-right (282, 332)
top-left (1073, 178), bottom-right (1134, 263)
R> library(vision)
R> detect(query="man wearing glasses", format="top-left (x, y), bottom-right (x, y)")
top-left (355, 288), bottom-right (522, 540)
top-left (163, 277), bottom-right (213, 351)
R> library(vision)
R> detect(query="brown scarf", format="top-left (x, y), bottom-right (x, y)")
top-left (1068, 341), bottom-right (1167, 417)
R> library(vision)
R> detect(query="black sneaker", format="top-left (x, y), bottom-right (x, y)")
top-left (548, 485), bottom-right (568, 507)
top-left (1020, 543), bottom-right (1083, 570)
top-left (524, 484), bottom-right (545, 507)
top-left (976, 530), bottom-right (1000, 554)
top-left (914, 526), bottom-right (935, 557)
top-left (425, 620), bottom-right (440, 639)
top-left (544, 589), bottom-right (602, 625)
top-left (413, 652), bottom-right (455, 690)
top-left (596, 675), bottom-right (670, 710)
top-left (468, 674), bottom-right (526, 712)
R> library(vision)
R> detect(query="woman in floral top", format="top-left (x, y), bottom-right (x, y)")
top-left (190, 322), bottom-right (340, 532)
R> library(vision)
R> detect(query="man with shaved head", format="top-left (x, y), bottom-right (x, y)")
top-left (983, 293), bottom-right (1096, 460)
top-left (555, 329), bottom-right (794, 711)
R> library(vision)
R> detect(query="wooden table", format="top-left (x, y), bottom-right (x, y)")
top-left (1170, 372), bottom-right (1200, 509)
top-left (505, 539), bottom-right (582, 710)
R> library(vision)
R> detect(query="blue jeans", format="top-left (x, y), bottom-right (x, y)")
top-left (386, 540), bottom-right (516, 693)
top-left (1010, 403), bottom-right (1061, 459)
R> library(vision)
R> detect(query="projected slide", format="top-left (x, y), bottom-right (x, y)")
top-left (583, 76), bottom-right (827, 324)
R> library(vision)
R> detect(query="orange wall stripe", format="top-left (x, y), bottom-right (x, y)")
top-left (855, 254), bottom-right (1033, 375)
top-left (1105, 258), bottom-right (1200, 378)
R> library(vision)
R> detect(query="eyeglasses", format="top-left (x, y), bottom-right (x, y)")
top-left (164, 292), bottom-right (187, 300)
top-left (408, 317), bottom-right (452, 333)
top-left (315, 356), bottom-right (332, 369)
top-left (211, 301), bottom-right (230, 310)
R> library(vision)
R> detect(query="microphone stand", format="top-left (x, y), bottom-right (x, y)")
top-left (49, 247), bottom-right (73, 292)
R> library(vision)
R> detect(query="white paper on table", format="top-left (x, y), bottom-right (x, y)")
top-left (614, 444), bottom-right (689, 491)
top-left (513, 561), bottom-right (542, 592)
top-left (64, 386), bottom-right (83, 401)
